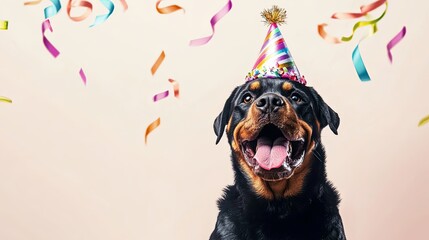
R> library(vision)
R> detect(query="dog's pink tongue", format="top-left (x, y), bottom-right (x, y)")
top-left (254, 137), bottom-right (289, 170)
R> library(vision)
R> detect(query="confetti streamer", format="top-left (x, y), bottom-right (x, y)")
top-left (352, 44), bottom-right (371, 81)
top-left (151, 51), bottom-right (165, 75)
top-left (24, 0), bottom-right (61, 19)
top-left (351, 22), bottom-right (378, 82)
top-left (387, 26), bottom-right (406, 63)
top-left (0, 20), bottom-right (8, 30)
top-left (23, 0), bottom-right (43, 6)
top-left (318, 1), bottom-right (388, 82)
top-left (44, 0), bottom-right (62, 19)
top-left (67, 0), bottom-right (93, 21)
top-left (145, 117), bottom-right (161, 144)
top-left (318, 2), bottom-right (388, 43)
top-left (317, 24), bottom-right (341, 44)
top-left (332, 0), bottom-right (386, 19)
top-left (42, 19), bottom-right (60, 58)
top-left (418, 115), bottom-right (429, 127)
top-left (189, 0), bottom-right (232, 46)
top-left (153, 90), bottom-right (169, 102)
top-left (156, 0), bottom-right (184, 14)
top-left (120, 0), bottom-right (128, 11)
top-left (0, 96), bottom-right (12, 103)
top-left (90, 0), bottom-right (114, 27)
top-left (168, 79), bottom-right (179, 98)
top-left (79, 68), bottom-right (87, 85)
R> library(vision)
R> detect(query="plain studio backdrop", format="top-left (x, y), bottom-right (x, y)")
top-left (0, 0), bottom-right (428, 239)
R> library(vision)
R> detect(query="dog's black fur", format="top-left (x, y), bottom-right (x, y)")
top-left (210, 78), bottom-right (346, 240)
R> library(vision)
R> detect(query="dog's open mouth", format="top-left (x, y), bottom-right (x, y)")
top-left (241, 124), bottom-right (306, 181)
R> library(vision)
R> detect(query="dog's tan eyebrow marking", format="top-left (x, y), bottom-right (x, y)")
top-left (282, 82), bottom-right (293, 91)
top-left (249, 81), bottom-right (261, 91)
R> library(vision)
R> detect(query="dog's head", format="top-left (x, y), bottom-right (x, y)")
top-left (214, 78), bottom-right (339, 199)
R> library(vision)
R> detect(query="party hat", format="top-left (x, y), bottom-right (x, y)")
top-left (245, 6), bottom-right (306, 85)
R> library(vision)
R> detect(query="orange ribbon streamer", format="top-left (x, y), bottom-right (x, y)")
top-left (317, 24), bottom-right (341, 44)
top-left (145, 118), bottom-right (161, 144)
top-left (67, 0), bottom-right (93, 22)
top-left (23, 0), bottom-right (43, 5)
top-left (151, 51), bottom-right (166, 75)
top-left (156, 0), bottom-right (184, 14)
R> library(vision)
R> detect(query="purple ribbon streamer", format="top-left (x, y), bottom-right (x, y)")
top-left (153, 90), bottom-right (169, 102)
top-left (387, 26), bottom-right (406, 63)
top-left (42, 19), bottom-right (60, 58)
top-left (189, 0), bottom-right (233, 46)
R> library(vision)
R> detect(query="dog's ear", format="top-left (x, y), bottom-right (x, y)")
top-left (308, 87), bottom-right (340, 135)
top-left (214, 87), bottom-right (238, 144)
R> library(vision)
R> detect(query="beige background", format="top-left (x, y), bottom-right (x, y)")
top-left (1, 0), bottom-right (428, 239)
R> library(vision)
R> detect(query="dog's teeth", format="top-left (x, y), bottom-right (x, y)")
top-left (287, 141), bottom-right (292, 156)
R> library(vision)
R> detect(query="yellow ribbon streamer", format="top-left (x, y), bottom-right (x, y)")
top-left (0, 20), bottom-right (8, 30)
top-left (418, 115), bottom-right (429, 127)
top-left (0, 96), bottom-right (12, 103)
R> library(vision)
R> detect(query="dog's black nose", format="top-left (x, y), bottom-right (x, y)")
top-left (255, 93), bottom-right (284, 113)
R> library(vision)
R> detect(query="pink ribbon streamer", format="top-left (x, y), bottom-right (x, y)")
top-left (79, 68), bottom-right (87, 85)
top-left (153, 90), bottom-right (169, 102)
top-left (120, 0), bottom-right (128, 11)
top-left (331, 0), bottom-right (386, 19)
top-left (387, 26), bottom-right (406, 63)
top-left (189, 0), bottom-right (232, 46)
top-left (42, 19), bottom-right (60, 58)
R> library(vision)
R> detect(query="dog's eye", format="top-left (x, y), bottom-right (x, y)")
top-left (242, 93), bottom-right (253, 103)
top-left (290, 94), bottom-right (303, 103)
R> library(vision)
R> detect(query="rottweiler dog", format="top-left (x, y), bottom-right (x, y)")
top-left (210, 78), bottom-right (346, 240)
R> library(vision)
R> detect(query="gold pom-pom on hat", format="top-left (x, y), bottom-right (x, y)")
top-left (261, 5), bottom-right (287, 25)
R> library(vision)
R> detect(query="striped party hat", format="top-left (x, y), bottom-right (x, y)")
top-left (245, 6), bottom-right (306, 85)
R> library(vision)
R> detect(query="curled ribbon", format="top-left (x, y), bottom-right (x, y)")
top-left (189, 0), bottom-right (232, 46)
top-left (352, 44), bottom-right (371, 81)
top-left (151, 51), bottom-right (166, 75)
top-left (44, 0), bottom-right (62, 19)
top-left (317, 24), bottom-right (341, 44)
top-left (332, 0), bottom-right (386, 19)
top-left (67, 0), bottom-right (93, 22)
top-left (318, 1), bottom-right (388, 82)
top-left (90, 0), bottom-right (115, 27)
top-left (387, 26), bottom-right (406, 63)
top-left (24, 0), bottom-right (62, 19)
top-left (145, 117), bottom-right (161, 144)
top-left (318, 2), bottom-right (388, 43)
top-left (156, 0), bottom-right (184, 14)
top-left (0, 96), bottom-right (12, 103)
top-left (341, 4), bottom-right (387, 42)
top-left (153, 90), bottom-right (169, 102)
top-left (0, 20), bottom-right (8, 30)
top-left (42, 19), bottom-right (60, 58)
top-left (79, 68), bottom-right (87, 85)
top-left (418, 115), bottom-right (429, 127)
top-left (168, 79), bottom-right (179, 98)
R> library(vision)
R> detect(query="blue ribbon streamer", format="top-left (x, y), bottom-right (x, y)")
top-left (90, 0), bottom-right (115, 27)
top-left (352, 44), bottom-right (371, 82)
top-left (44, 0), bottom-right (62, 19)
